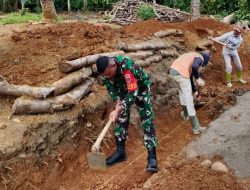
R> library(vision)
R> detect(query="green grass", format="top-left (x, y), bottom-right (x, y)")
top-left (0, 12), bottom-right (42, 25)
top-left (0, 12), bottom-right (64, 25)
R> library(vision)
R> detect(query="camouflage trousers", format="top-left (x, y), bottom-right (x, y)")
top-left (114, 91), bottom-right (158, 150)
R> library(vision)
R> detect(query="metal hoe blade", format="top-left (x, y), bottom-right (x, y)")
top-left (87, 152), bottom-right (106, 170)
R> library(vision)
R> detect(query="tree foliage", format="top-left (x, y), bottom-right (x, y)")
top-left (0, 0), bottom-right (249, 23)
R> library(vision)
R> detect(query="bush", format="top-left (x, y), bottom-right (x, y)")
top-left (235, 9), bottom-right (250, 22)
top-left (161, 0), bottom-right (191, 12)
top-left (137, 5), bottom-right (156, 20)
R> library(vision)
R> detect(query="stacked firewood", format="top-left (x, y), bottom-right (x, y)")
top-left (106, 0), bottom-right (189, 25)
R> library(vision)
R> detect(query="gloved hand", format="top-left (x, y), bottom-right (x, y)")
top-left (193, 91), bottom-right (201, 101)
top-left (196, 78), bottom-right (205, 86)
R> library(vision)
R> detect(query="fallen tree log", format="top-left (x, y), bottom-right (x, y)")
top-left (52, 67), bottom-right (92, 96)
top-left (0, 75), bottom-right (54, 99)
top-left (154, 29), bottom-right (183, 38)
top-left (59, 51), bottom-right (125, 73)
top-left (118, 40), bottom-right (171, 52)
top-left (126, 51), bottom-right (154, 59)
top-left (12, 78), bottom-right (95, 115)
top-left (135, 55), bottom-right (163, 67)
top-left (222, 13), bottom-right (235, 24)
top-left (160, 50), bottom-right (180, 58)
top-left (145, 55), bottom-right (162, 63)
top-left (135, 59), bottom-right (151, 67)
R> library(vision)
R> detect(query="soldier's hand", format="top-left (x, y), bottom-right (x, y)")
top-left (109, 111), bottom-right (117, 123)
top-left (109, 106), bottom-right (123, 122)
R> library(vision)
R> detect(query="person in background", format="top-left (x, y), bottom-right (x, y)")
top-left (212, 26), bottom-right (246, 87)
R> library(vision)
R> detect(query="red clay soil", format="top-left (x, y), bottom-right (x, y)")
top-left (138, 157), bottom-right (246, 190)
top-left (0, 22), bottom-right (122, 86)
top-left (1, 18), bottom-right (250, 189)
top-left (124, 18), bottom-right (231, 37)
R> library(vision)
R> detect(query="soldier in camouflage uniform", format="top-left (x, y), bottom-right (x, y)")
top-left (96, 55), bottom-right (158, 173)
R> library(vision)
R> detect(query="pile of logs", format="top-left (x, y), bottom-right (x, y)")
top-left (1, 29), bottom-right (183, 115)
top-left (106, 0), bottom-right (189, 25)
top-left (0, 69), bottom-right (94, 115)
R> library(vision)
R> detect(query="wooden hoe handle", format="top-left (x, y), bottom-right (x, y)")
top-left (91, 119), bottom-right (112, 153)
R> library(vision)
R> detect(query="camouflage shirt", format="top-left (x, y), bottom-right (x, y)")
top-left (102, 55), bottom-right (151, 110)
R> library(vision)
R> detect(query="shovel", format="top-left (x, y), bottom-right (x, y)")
top-left (87, 119), bottom-right (112, 170)
top-left (208, 36), bottom-right (228, 47)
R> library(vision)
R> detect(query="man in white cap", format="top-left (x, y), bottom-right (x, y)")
top-left (212, 26), bottom-right (246, 87)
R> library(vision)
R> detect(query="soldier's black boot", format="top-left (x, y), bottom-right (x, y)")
top-left (106, 138), bottom-right (127, 166)
top-left (146, 147), bottom-right (158, 173)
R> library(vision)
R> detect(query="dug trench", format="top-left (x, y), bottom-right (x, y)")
top-left (0, 18), bottom-right (250, 189)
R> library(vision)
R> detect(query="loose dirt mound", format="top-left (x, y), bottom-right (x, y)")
top-left (139, 158), bottom-right (245, 190)
top-left (124, 18), bottom-right (231, 37)
top-left (0, 22), bottom-right (121, 86)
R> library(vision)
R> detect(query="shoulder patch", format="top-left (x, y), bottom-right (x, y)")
top-left (123, 70), bottom-right (138, 92)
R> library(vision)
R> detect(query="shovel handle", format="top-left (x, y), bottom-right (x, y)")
top-left (208, 37), bottom-right (227, 47)
top-left (91, 119), bottom-right (112, 153)
top-left (213, 39), bottom-right (228, 47)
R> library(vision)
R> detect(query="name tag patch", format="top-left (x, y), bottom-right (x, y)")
top-left (123, 70), bottom-right (138, 92)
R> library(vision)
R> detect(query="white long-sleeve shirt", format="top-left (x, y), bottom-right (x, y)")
top-left (214, 31), bottom-right (243, 55)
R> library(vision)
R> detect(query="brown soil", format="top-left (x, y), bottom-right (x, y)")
top-left (0, 18), bottom-right (250, 190)
top-left (0, 22), bottom-right (122, 86)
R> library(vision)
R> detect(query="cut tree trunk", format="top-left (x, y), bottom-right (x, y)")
top-left (190, 0), bottom-right (200, 22)
top-left (222, 13), bottom-right (235, 24)
top-left (12, 78), bottom-right (95, 115)
top-left (154, 29), bottom-right (183, 38)
top-left (126, 51), bottom-right (154, 59)
top-left (52, 67), bottom-right (92, 96)
top-left (59, 51), bottom-right (125, 73)
top-left (0, 75), bottom-right (54, 99)
top-left (160, 50), bottom-right (180, 58)
top-left (118, 40), bottom-right (171, 52)
top-left (135, 55), bottom-right (162, 67)
top-left (40, 0), bottom-right (57, 23)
